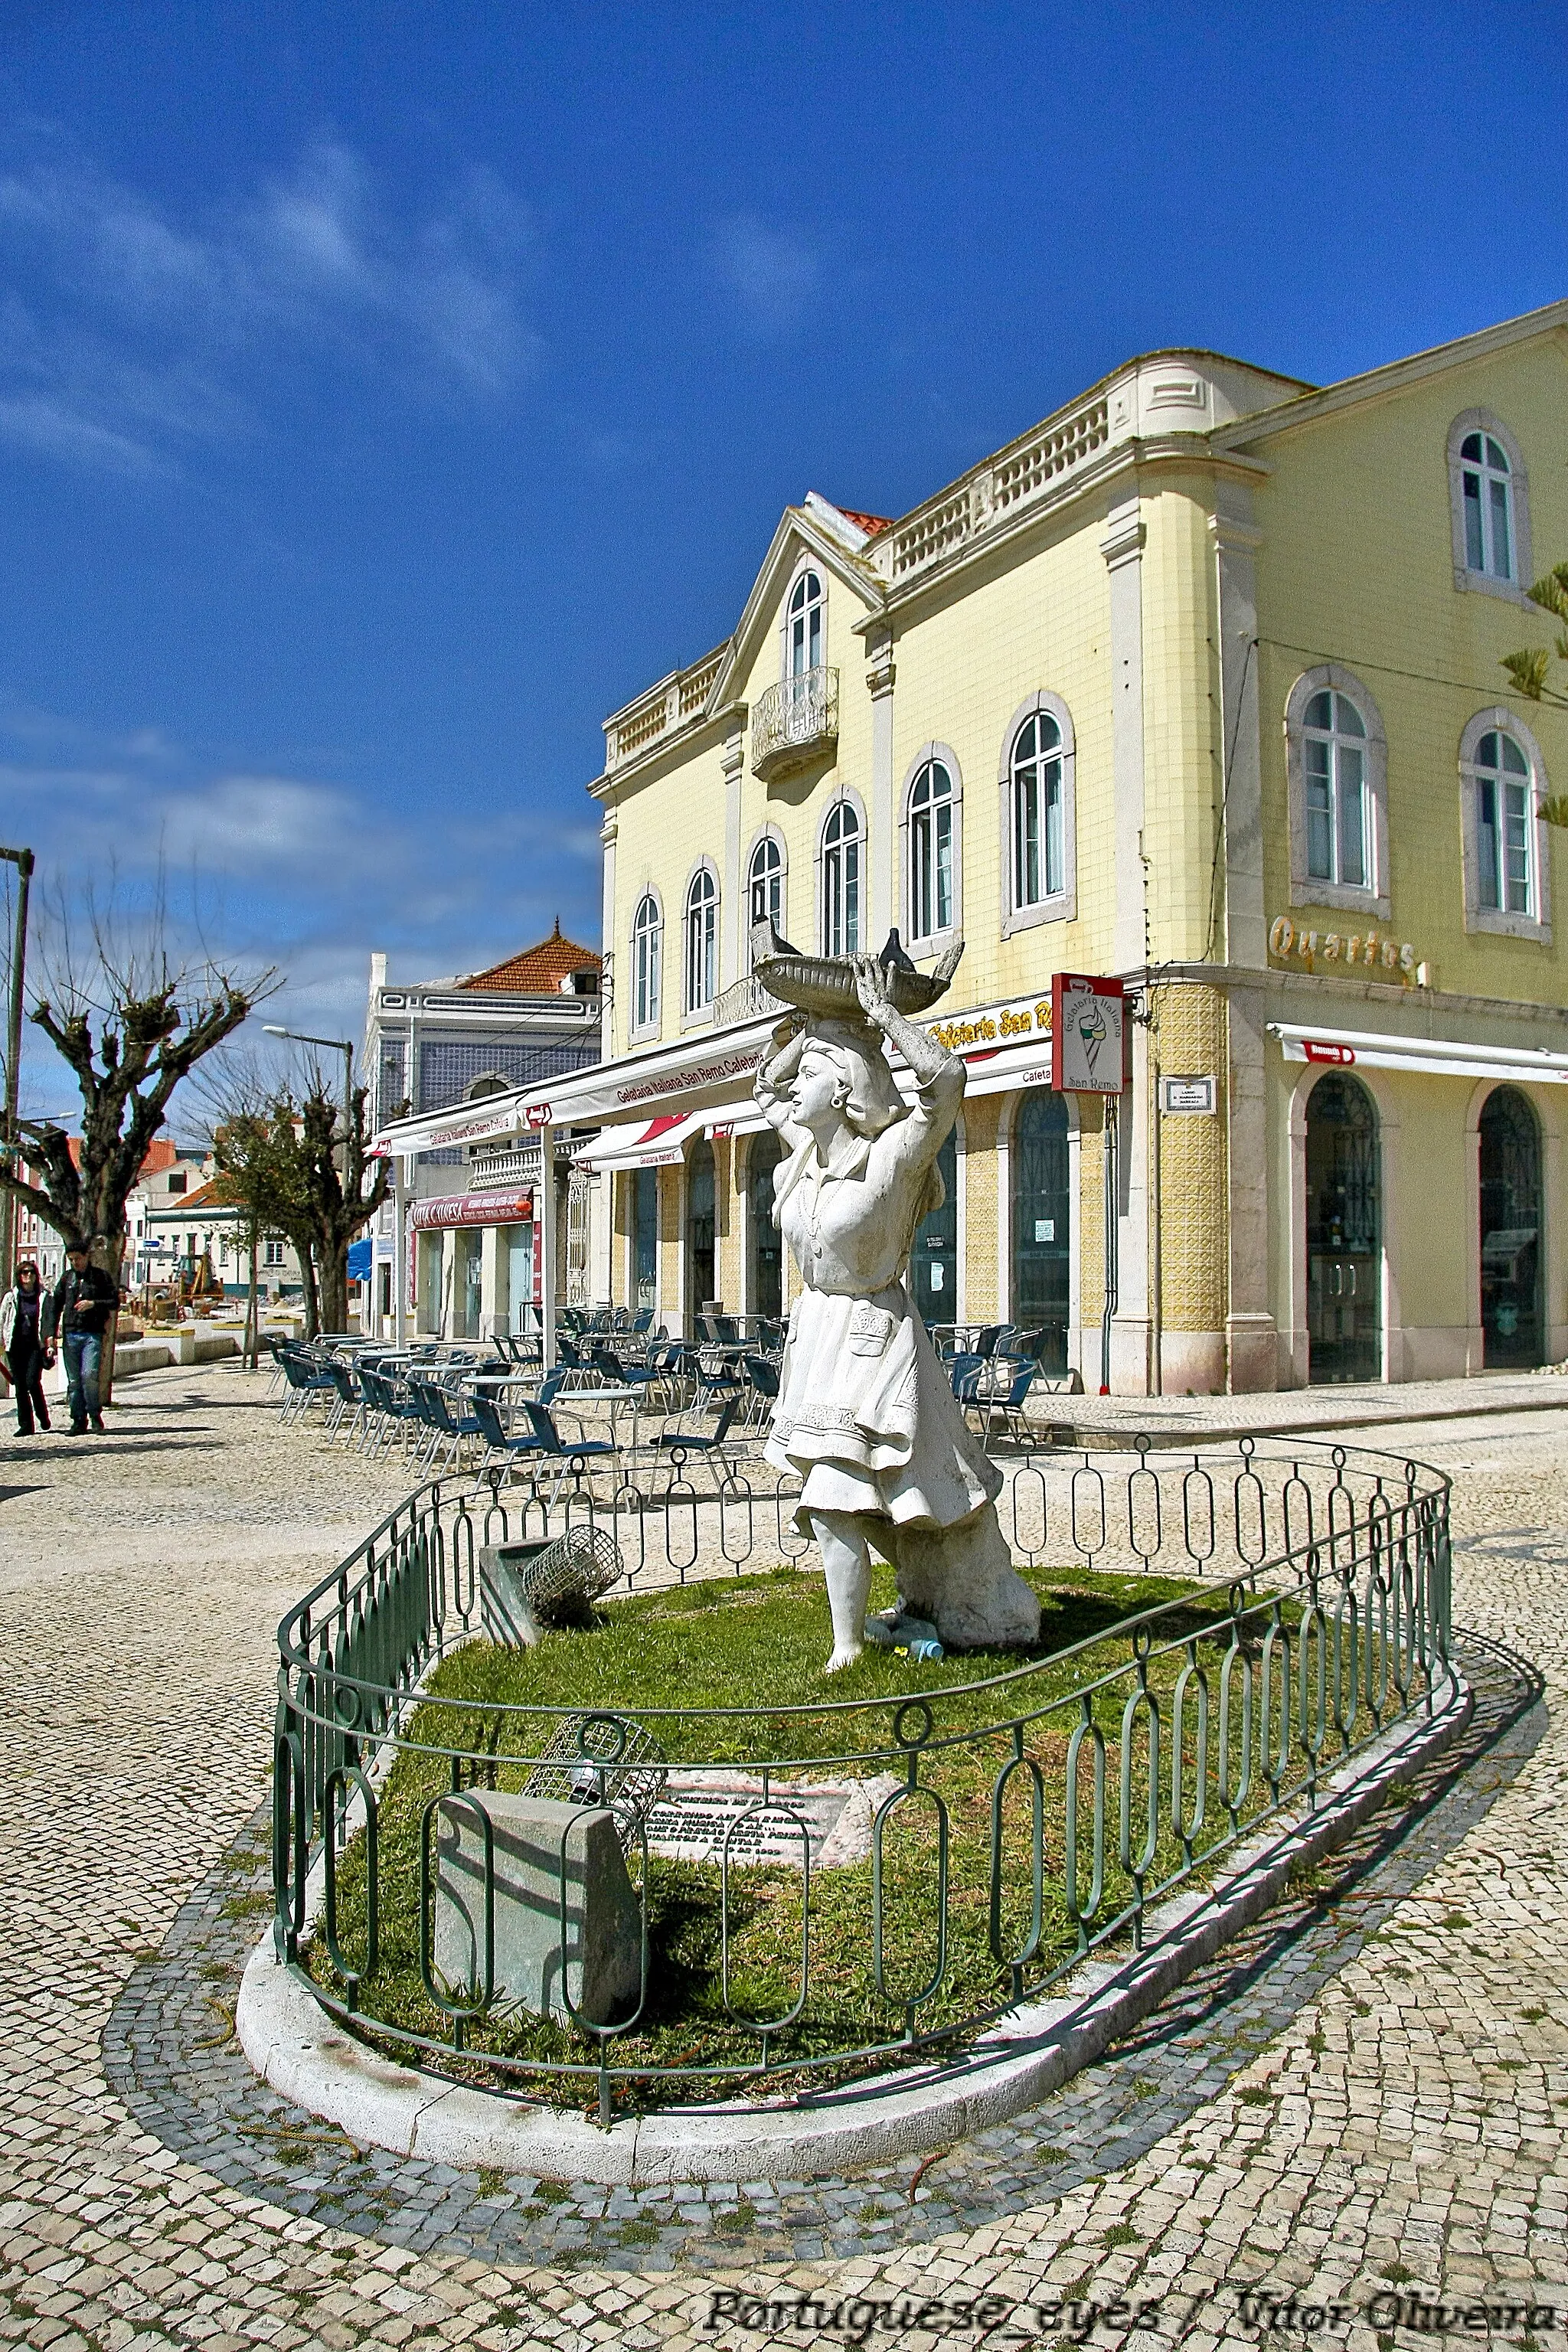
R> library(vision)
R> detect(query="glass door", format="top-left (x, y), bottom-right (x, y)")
top-left (1305, 1073), bottom-right (1382, 1383)
top-left (747, 1133), bottom-right (783, 1321)
top-left (1479, 1086), bottom-right (1542, 1367)
top-left (1012, 1089), bottom-right (1070, 1373)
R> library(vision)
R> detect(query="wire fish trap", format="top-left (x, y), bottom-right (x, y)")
top-left (479, 1524), bottom-right (624, 1648)
top-left (522, 1711), bottom-right (669, 1851)
top-left (750, 920), bottom-right (964, 1019)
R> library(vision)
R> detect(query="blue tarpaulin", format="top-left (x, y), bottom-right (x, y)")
top-left (347, 1239), bottom-right (374, 1282)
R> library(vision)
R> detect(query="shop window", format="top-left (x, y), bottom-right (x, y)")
top-left (910, 1129), bottom-right (958, 1325)
top-left (687, 1140), bottom-right (716, 1315)
top-left (1459, 710), bottom-right (1551, 940)
top-left (746, 1132), bottom-right (783, 1321)
top-left (1001, 694), bottom-right (1076, 933)
top-left (631, 891), bottom-right (662, 1034)
top-left (820, 799), bottom-right (861, 956)
top-left (1449, 410), bottom-right (1530, 597)
top-left (1479, 1086), bottom-right (1543, 1369)
top-left (1285, 667), bottom-right (1389, 916)
top-left (1011, 1090), bottom-right (1070, 1374)
top-left (747, 833), bottom-right (785, 946)
top-left (684, 866), bottom-right (718, 1013)
top-left (632, 1166), bottom-right (658, 1312)
top-left (903, 750), bottom-right (960, 945)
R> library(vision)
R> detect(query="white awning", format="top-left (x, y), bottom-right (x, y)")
top-left (543, 1016), bottom-right (777, 1129)
top-left (956, 1036), bottom-right (1057, 1100)
top-left (1269, 1022), bottom-right (1568, 1085)
top-left (371, 1086), bottom-right (552, 1157)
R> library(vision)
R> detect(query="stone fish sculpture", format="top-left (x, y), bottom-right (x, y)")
top-left (752, 925), bottom-right (1041, 1672)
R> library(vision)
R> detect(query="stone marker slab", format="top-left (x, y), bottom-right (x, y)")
top-left (433, 1790), bottom-right (639, 2026)
top-left (642, 1772), bottom-right (902, 1867)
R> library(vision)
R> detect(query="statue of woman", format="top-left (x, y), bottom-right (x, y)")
top-left (754, 955), bottom-right (1040, 1671)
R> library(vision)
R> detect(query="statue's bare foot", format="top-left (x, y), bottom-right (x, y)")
top-left (825, 1643), bottom-right (863, 1674)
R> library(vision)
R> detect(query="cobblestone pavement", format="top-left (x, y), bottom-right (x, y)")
top-left (2, 1363), bottom-right (1566, 2350)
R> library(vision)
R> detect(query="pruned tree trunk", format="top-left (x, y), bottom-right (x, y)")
top-left (243, 1217), bottom-right (259, 1370)
top-left (318, 1250), bottom-right (349, 1339)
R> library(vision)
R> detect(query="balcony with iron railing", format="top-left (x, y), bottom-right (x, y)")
top-left (750, 665), bottom-right (838, 782)
top-left (468, 1142), bottom-right (543, 1190)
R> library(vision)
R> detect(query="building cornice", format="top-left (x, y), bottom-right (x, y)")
top-left (1214, 299), bottom-right (1568, 452)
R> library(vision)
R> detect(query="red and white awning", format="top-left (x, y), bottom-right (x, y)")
top-left (1269, 1022), bottom-right (1568, 1085)
top-left (572, 1112), bottom-right (708, 1171)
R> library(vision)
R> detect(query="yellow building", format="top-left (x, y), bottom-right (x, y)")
top-left (547, 301), bottom-right (1568, 1392)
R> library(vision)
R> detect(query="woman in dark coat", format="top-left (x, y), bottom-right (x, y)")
top-left (2, 1262), bottom-right (53, 1436)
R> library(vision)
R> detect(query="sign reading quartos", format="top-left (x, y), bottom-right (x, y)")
top-left (1269, 915), bottom-right (1429, 985)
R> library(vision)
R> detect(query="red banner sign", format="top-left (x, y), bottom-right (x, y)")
top-left (409, 1187), bottom-right (534, 1232)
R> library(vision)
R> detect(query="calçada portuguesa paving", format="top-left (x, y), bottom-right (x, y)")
top-left (1, 1362), bottom-right (1564, 2351)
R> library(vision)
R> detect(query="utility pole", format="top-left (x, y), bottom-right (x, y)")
top-left (0, 847), bottom-right (35, 1297)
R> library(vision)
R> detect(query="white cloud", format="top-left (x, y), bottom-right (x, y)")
top-left (709, 212), bottom-right (820, 337)
top-left (0, 138), bottom-right (537, 473)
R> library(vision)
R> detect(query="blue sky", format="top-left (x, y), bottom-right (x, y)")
top-left (1, 0), bottom-right (1565, 1119)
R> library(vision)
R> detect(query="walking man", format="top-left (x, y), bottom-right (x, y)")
top-left (47, 1241), bottom-right (118, 1436)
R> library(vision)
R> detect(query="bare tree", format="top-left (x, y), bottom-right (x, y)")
top-left (205, 1062), bottom-right (388, 1339)
top-left (0, 890), bottom-right (276, 1390)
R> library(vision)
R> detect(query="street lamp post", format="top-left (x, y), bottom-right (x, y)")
top-left (0, 847), bottom-right (35, 1297)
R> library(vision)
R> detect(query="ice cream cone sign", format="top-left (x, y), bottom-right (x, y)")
top-left (1050, 972), bottom-right (1126, 1095)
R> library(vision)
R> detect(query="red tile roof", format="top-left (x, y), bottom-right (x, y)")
top-left (459, 920), bottom-right (602, 995)
top-left (835, 508), bottom-right (893, 540)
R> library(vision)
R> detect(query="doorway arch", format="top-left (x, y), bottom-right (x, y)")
top-left (1305, 1071), bottom-right (1382, 1383)
top-left (746, 1131), bottom-right (784, 1321)
top-left (1011, 1089), bottom-right (1070, 1374)
top-left (1479, 1085), bottom-right (1543, 1367)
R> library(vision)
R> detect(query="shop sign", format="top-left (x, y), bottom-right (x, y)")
top-left (1269, 915), bottom-right (1430, 985)
top-left (1162, 1075), bottom-right (1217, 1114)
top-left (1051, 974), bottom-right (1126, 1095)
top-left (926, 995), bottom-right (1053, 1054)
top-left (410, 1187), bottom-right (534, 1232)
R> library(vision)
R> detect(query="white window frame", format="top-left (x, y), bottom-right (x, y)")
top-left (900, 742), bottom-right (963, 949)
top-left (1459, 707), bottom-right (1552, 943)
top-left (629, 889), bottom-right (663, 1040)
top-left (1285, 665), bottom-right (1390, 919)
top-left (817, 789), bottom-right (866, 957)
top-left (1448, 409), bottom-right (1534, 606)
top-left (1000, 692), bottom-right (1076, 935)
top-left (746, 827), bottom-right (788, 953)
top-left (682, 862), bottom-right (720, 1018)
top-left (782, 561), bottom-right (825, 685)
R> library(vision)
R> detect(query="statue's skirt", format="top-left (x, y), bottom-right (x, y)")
top-left (763, 1282), bottom-right (1001, 1534)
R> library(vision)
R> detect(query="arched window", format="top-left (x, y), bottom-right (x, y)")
top-left (820, 799), bottom-right (861, 956)
top-left (907, 757), bottom-right (956, 942)
top-left (1472, 729), bottom-right (1534, 916)
top-left (1449, 411), bottom-right (1530, 599)
top-left (1285, 667), bottom-right (1388, 914)
top-left (1011, 710), bottom-right (1064, 910)
top-left (748, 834), bottom-right (784, 938)
top-left (631, 892), bottom-right (662, 1033)
top-left (787, 568), bottom-right (823, 687)
top-left (684, 867), bottom-right (718, 1012)
top-left (1460, 429), bottom-right (1514, 582)
top-left (1303, 688), bottom-right (1368, 888)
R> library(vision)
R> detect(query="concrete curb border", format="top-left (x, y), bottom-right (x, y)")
top-left (238, 1669), bottom-right (1472, 2185)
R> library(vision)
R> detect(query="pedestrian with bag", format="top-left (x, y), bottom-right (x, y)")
top-left (2, 1261), bottom-right (53, 1436)
top-left (46, 1241), bottom-right (118, 1436)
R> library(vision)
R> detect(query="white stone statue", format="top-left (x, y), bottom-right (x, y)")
top-left (753, 946), bottom-right (1041, 1671)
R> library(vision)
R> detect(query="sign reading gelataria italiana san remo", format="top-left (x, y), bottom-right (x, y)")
top-left (571, 301), bottom-right (1568, 1396)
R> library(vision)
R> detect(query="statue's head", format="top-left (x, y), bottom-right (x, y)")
top-left (792, 1017), bottom-right (906, 1140)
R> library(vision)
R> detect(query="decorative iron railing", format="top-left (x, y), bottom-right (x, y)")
top-left (750, 666), bottom-right (839, 779)
top-left (273, 1437), bottom-right (1453, 2120)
